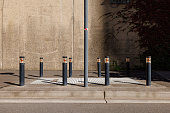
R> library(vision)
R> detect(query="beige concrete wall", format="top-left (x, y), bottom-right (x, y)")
top-left (0, 0), bottom-right (3, 69)
top-left (2, 0), bottom-right (73, 70)
top-left (1, 0), bottom-right (140, 70)
top-left (73, 0), bottom-right (84, 70)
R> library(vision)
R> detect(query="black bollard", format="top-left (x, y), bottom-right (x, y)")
top-left (19, 56), bottom-right (25, 86)
top-left (105, 56), bottom-right (110, 86)
top-left (97, 57), bottom-right (101, 77)
top-left (40, 57), bottom-right (43, 77)
top-left (62, 56), bottom-right (67, 86)
top-left (146, 56), bottom-right (151, 86)
top-left (69, 58), bottom-right (72, 77)
top-left (126, 57), bottom-right (130, 76)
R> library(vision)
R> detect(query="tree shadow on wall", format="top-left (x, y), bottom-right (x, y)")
top-left (101, 0), bottom-right (122, 8)
top-left (97, 0), bottom-right (122, 69)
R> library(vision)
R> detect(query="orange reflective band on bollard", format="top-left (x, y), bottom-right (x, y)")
top-left (20, 57), bottom-right (24, 63)
top-left (126, 57), bottom-right (130, 62)
top-left (40, 57), bottom-right (43, 62)
top-left (126, 57), bottom-right (130, 76)
top-left (63, 57), bottom-right (67, 63)
top-left (105, 58), bottom-right (109, 63)
top-left (69, 58), bottom-right (72, 63)
top-left (97, 58), bottom-right (101, 62)
top-left (146, 58), bottom-right (151, 63)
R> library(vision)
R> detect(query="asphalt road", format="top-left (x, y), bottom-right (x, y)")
top-left (0, 103), bottom-right (170, 113)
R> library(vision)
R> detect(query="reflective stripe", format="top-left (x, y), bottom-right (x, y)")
top-left (40, 59), bottom-right (43, 62)
top-left (146, 58), bottom-right (151, 63)
top-left (126, 58), bottom-right (130, 62)
top-left (20, 58), bottom-right (24, 63)
top-left (97, 59), bottom-right (101, 62)
top-left (63, 58), bottom-right (67, 63)
top-left (105, 58), bottom-right (109, 63)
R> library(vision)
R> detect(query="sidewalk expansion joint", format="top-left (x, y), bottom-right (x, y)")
top-left (104, 91), bottom-right (108, 103)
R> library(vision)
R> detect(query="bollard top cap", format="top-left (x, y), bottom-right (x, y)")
top-left (20, 56), bottom-right (25, 58)
top-left (63, 56), bottom-right (67, 58)
top-left (40, 57), bottom-right (43, 59)
top-left (105, 56), bottom-right (109, 58)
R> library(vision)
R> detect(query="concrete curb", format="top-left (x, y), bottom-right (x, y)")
top-left (0, 91), bottom-right (104, 99)
top-left (0, 99), bottom-right (106, 103)
top-left (105, 91), bottom-right (170, 100)
top-left (0, 91), bottom-right (170, 101)
top-left (106, 99), bottom-right (170, 103)
top-left (0, 99), bottom-right (170, 104)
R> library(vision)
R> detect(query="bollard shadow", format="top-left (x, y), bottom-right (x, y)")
top-left (4, 82), bottom-right (19, 86)
top-left (67, 83), bottom-right (84, 87)
top-left (0, 72), bottom-right (14, 75)
top-left (92, 72), bottom-right (98, 74)
top-left (41, 79), bottom-right (83, 86)
top-left (79, 75), bottom-right (84, 77)
top-left (28, 75), bottom-right (38, 77)
top-left (53, 75), bottom-right (62, 77)
top-left (0, 73), bottom-right (41, 80)
top-left (79, 75), bottom-right (99, 77)
top-left (39, 79), bottom-right (100, 87)
top-left (42, 80), bottom-right (62, 86)
top-left (25, 77), bottom-right (38, 80)
top-left (10, 74), bottom-right (19, 77)
top-left (0, 85), bottom-right (10, 89)
top-left (88, 82), bottom-right (105, 86)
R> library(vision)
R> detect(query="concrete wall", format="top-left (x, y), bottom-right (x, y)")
top-left (0, 0), bottom-right (140, 70)
top-left (88, 0), bottom-right (139, 70)
top-left (0, 0), bottom-right (3, 69)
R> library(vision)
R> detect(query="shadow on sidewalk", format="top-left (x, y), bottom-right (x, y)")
top-left (79, 75), bottom-right (99, 77)
top-left (88, 82), bottom-right (105, 86)
top-left (53, 75), bottom-right (62, 77)
top-left (67, 83), bottom-right (84, 87)
top-left (4, 82), bottom-right (19, 86)
top-left (28, 75), bottom-right (39, 78)
top-left (10, 74), bottom-right (38, 80)
top-left (0, 73), bottom-right (14, 75)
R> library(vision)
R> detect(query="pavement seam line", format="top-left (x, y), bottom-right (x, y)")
top-left (104, 91), bottom-right (107, 103)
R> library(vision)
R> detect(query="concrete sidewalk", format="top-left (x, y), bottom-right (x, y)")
top-left (0, 70), bottom-right (170, 103)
